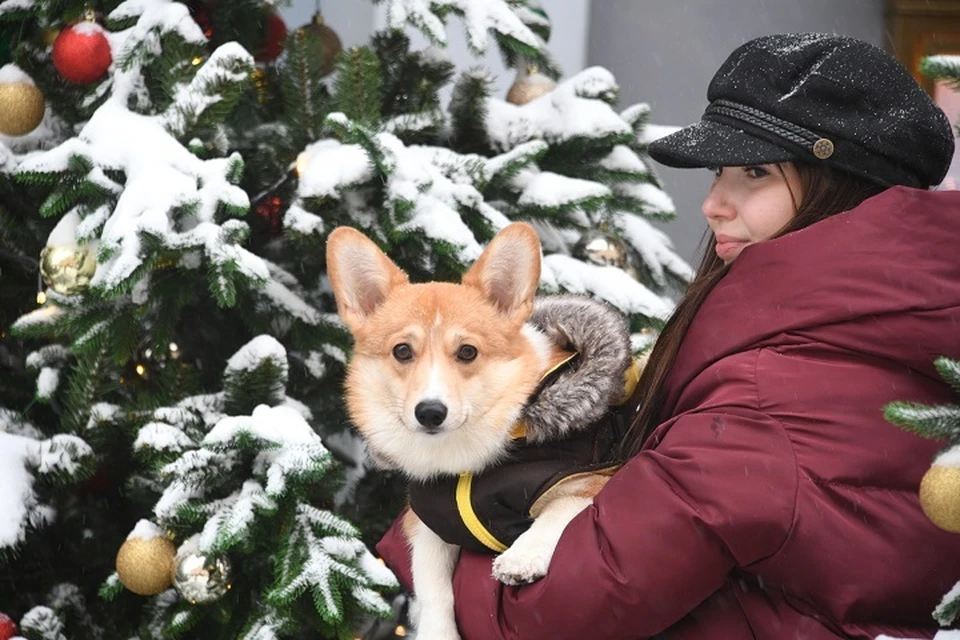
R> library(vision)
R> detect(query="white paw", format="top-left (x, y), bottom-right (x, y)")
top-left (415, 612), bottom-right (460, 640)
top-left (491, 544), bottom-right (552, 586)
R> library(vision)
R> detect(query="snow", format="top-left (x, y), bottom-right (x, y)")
top-left (135, 422), bottom-right (194, 453)
top-left (225, 335), bottom-right (288, 381)
top-left (619, 212), bottom-right (695, 286)
top-left (18, 99), bottom-right (267, 294)
top-left (127, 519), bottom-right (165, 541)
top-left (198, 480), bottom-right (274, 552)
top-left (0, 433), bottom-right (38, 548)
top-left (541, 254), bottom-right (672, 319)
top-left (601, 145), bottom-right (648, 174)
top-left (205, 404), bottom-right (320, 448)
top-left (36, 367), bottom-right (60, 399)
top-left (260, 279), bottom-right (323, 326)
top-left (517, 171), bottom-right (611, 208)
top-left (46, 210), bottom-right (82, 248)
top-left (640, 124), bottom-right (683, 145)
top-left (283, 204), bottom-right (325, 236)
top-left (383, 0), bottom-right (543, 53)
top-left (486, 67), bottom-right (631, 153)
top-left (297, 139), bottom-right (374, 199)
top-left (616, 182), bottom-right (675, 214)
top-left (0, 64), bottom-right (33, 84)
top-left (935, 444), bottom-right (960, 468)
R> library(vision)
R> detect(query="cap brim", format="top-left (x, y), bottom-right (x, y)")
top-left (648, 119), bottom-right (794, 169)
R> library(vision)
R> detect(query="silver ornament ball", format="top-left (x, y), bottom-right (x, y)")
top-left (574, 230), bottom-right (628, 269)
top-left (171, 546), bottom-right (232, 604)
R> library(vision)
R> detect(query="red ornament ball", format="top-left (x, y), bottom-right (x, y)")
top-left (0, 613), bottom-right (16, 640)
top-left (256, 12), bottom-right (287, 62)
top-left (52, 21), bottom-right (112, 85)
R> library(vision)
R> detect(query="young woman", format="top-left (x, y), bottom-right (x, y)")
top-left (376, 33), bottom-right (960, 639)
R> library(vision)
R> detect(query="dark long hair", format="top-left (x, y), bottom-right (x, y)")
top-left (619, 162), bottom-right (886, 458)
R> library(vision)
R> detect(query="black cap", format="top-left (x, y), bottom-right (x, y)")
top-left (648, 33), bottom-right (955, 189)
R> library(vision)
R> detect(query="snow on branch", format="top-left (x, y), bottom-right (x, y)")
top-left (485, 67), bottom-right (631, 152)
top-left (0, 432), bottom-right (94, 551)
top-left (267, 503), bottom-right (397, 623)
top-left (163, 43), bottom-right (255, 138)
top-left (381, 0), bottom-right (543, 54)
top-left (16, 99), bottom-right (266, 303)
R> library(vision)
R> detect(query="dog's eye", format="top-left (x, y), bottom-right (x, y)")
top-left (456, 344), bottom-right (478, 362)
top-left (392, 343), bottom-right (413, 362)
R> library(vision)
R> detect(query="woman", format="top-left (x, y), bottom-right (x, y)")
top-left (376, 33), bottom-right (960, 639)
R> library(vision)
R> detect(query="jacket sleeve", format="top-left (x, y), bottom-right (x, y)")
top-left (378, 404), bottom-right (797, 639)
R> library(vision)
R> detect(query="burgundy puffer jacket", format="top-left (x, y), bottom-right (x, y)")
top-left (377, 186), bottom-right (960, 639)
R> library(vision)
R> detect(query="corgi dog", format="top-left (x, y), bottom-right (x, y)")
top-left (326, 223), bottom-right (625, 640)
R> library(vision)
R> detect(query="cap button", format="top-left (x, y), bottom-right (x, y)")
top-left (813, 138), bottom-right (834, 160)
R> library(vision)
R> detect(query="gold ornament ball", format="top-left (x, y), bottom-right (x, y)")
top-left (40, 244), bottom-right (97, 295)
top-left (506, 67), bottom-right (556, 105)
top-left (297, 13), bottom-right (343, 77)
top-left (0, 82), bottom-right (45, 137)
top-left (43, 28), bottom-right (61, 47)
top-left (919, 464), bottom-right (960, 533)
top-left (116, 535), bottom-right (177, 596)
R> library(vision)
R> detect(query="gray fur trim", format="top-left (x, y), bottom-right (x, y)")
top-left (522, 295), bottom-right (633, 442)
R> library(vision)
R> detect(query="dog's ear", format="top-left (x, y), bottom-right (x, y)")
top-left (326, 227), bottom-right (409, 331)
top-left (462, 222), bottom-right (541, 326)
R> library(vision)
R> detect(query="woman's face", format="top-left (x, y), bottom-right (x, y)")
top-left (701, 163), bottom-right (802, 264)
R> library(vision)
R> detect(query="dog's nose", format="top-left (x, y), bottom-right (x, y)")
top-left (414, 401), bottom-right (448, 432)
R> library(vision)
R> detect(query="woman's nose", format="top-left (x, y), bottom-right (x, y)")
top-left (701, 184), bottom-right (735, 220)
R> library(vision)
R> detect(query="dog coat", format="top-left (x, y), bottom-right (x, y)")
top-left (407, 355), bottom-right (638, 554)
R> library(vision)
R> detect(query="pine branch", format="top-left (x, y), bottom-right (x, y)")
top-left (883, 401), bottom-right (960, 440)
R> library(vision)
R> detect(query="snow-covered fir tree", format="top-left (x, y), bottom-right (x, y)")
top-left (0, 1), bottom-right (691, 638)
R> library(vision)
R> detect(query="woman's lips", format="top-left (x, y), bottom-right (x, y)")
top-left (715, 235), bottom-right (748, 260)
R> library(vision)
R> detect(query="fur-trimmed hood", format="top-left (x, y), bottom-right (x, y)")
top-left (522, 295), bottom-right (633, 443)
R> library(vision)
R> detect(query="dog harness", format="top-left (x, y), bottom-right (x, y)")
top-left (407, 356), bottom-right (640, 554)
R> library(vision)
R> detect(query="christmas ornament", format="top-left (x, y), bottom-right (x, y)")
top-left (188, 1), bottom-right (213, 39)
top-left (115, 533), bottom-right (177, 596)
top-left (0, 613), bottom-right (16, 640)
top-left (40, 212), bottom-right (97, 295)
top-left (52, 20), bottom-right (112, 85)
top-left (0, 65), bottom-right (45, 136)
top-left (256, 12), bottom-right (287, 62)
top-left (919, 462), bottom-right (960, 533)
top-left (255, 196), bottom-right (284, 237)
top-left (574, 230), bottom-right (628, 269)
top-left (172, 539), bottom-right (232, 604)
top-left (296, 12), bottom-right (343, 77)
top-left (506, 63), bottom-right (555, 105)
top-left (43, 28), bottom-right (61, 48)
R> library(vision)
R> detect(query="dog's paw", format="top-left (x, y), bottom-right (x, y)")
top-left (491, 545), bottom-right (551, 586)
top-left (415, 617), bottom-right (460, 640)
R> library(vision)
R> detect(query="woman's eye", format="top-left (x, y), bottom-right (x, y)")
top-left (456, 345), bottom-right (478, 362)
top-left (392, 343), bottom-right (413, 362)
top-left (745, 166), bottom-right (770, 178)
top-left (709, 166), bottom-right (721, 177)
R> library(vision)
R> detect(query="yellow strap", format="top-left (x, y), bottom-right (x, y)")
top-left (455, 473), bottom-right (508, 553)
top-left (616, 358), bottom-right (642, 405)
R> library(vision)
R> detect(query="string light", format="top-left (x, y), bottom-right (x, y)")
top-left (394, 626), bottom-right (406, 637)
top-left (191, 56), bottom-right (203, 66)
top-left (135, 364), bottom-right (146, 376)
top-left (296, 151), bottom-right (310, 176)
top-left (169, 342), bottom-right (180, 360)
top-left (36, 290), bottom-right (47, 305)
